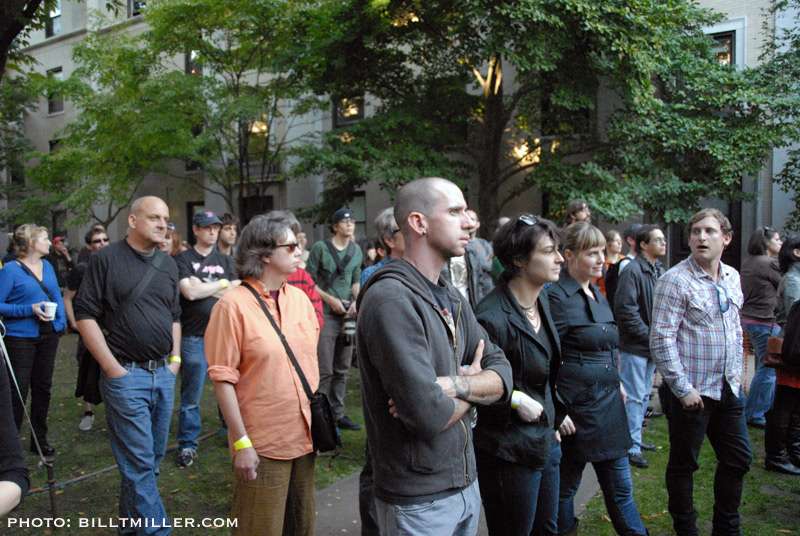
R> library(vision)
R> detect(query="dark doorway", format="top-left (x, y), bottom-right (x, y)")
top-left (668, 199), bottom-right (742, 271)
top-left (240, 195), bottom-right (274, 227)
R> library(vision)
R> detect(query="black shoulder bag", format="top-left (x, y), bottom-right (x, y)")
top-left (241, 282), bottom-right (341, 453)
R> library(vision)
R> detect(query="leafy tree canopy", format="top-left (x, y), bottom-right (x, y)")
top-left (290, 0), bottom-right (777, 230)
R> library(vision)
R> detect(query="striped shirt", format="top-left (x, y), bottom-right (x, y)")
top-left (650, 256), bottom-right (743, 400)
top-left (287, 267), bottom-right (324, 329)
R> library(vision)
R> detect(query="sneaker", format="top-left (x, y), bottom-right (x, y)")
top-left (79, 412), bottom-right (95, 431)
top-left (336, 416), bottom-right (362, 431)
top-left (628, 452), bottom-right (649, 468)
top-left (176, 448), bottom-right (197, 467)
top-left (645, 407), bottom-right (663, 419)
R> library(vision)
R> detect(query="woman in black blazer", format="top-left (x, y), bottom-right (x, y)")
top-left (548, 221), bottom-right (647, 536)
top-left (473, 214), bottom-right (566, 536)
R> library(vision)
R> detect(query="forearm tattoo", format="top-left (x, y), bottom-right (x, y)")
top-left (451, 375), bottom-right (472, 401)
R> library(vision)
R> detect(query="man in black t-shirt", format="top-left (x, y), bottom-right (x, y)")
top-left (74, 196), bottom-right (181, 535)
top-left (174, 210), bottom-right (239, 468)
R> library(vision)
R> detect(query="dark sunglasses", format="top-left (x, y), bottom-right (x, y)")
top-left (276, 242), bottom-right (299, 253)
top-left (91, 237), bottom-right (110, 244)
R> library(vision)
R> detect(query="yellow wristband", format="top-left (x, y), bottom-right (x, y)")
top-left (234, 435), bottom-right (252, 451)
top-left (169, 355), bottom-right (181, 364)
top-left (220, 279), bottom-right (229, 289)
top-left (510, 390), bottom-right (522, 409)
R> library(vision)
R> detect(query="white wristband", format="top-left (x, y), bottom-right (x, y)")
top-left (511, 390), bottom-right (522, 409)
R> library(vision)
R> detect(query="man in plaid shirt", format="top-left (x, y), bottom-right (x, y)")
top-left (651, 208), bottom-right (752, 536)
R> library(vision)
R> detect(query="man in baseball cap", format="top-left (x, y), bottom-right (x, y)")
top-left (307, 207), bottom-right (363, 432)
top-left (174, 209), bottom-right (238, 467)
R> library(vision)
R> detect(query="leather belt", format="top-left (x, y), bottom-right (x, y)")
top-left (127, 358), bottom-right (168, 371)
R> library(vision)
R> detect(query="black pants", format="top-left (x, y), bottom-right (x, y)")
top-left (660, 383), bottom-right (752, 536)
top-left (4, 331), bottom-right (61, 444)
top-left (765, 384), bottom-right (800, 460)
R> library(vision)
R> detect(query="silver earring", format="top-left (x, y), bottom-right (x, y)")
top-left (421, 230), bottom-right (426, 236)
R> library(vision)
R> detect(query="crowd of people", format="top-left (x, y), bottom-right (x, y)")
top-left (0, 180), bottom-right (799, 536)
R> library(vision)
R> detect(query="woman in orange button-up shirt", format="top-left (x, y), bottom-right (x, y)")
top-left (205, 211), bottom-right (320, 536)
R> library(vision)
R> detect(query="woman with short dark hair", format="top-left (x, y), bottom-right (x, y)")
top-left (0, 223), bottom-right (66, 456)
top-left (473, 214), bottom-right (565, 535)
top-left (205, 211), bottom-right (320, 535)
top-left (741, 227), bottom-right (783, 428)
top-left (549, 221), bottom-right (648, 536)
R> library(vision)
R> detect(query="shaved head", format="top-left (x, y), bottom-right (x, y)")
top-left (394, 177), bottom-right (456, 235)
top-left (130, 196), bottom-right (167, 217)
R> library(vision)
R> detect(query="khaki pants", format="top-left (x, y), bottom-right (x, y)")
top-left (231, 453), bottom-right (316, 536)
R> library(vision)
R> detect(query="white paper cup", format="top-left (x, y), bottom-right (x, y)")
top-left (43, 302), bottom-right (57, 318)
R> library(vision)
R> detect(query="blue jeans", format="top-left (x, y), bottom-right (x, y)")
top-left (743, 323), bottom-right (779, 425)
top-left (476, 442), bottom-right (561, 536)
top-left (660, 382), bottom-right (752, 536)
top-left (101, 363), bottom-right (176, 535)
top-left (177, 336), bottom-right (208, 450)
top-left (375, 479), bottom-right (481, 536)
top-left (620, 351), bottom-right (656, 454)
top-left (558, 455), bottom-right (646, 535)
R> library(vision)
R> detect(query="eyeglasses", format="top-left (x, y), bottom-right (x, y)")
top-left (91, 237), bottom-right (110, 244)
top-left (276, 242), bottom-right (299, 253)
top-left (516, 214), bottom-right (541, 228)
top-left (712, 282), bottom-right (730, 314)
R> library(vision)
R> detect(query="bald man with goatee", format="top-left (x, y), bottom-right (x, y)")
top-left (75, 196), bottom-right (181, 535)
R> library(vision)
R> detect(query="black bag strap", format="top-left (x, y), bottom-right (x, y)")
top-left (319, 240), bottom-right (355, 293)
top-left (16, 261), bottom-right (54, 302)
top-left (241, 282), bottom-right (314, 401)
top-left (104, 252), bottom-right (165, 333)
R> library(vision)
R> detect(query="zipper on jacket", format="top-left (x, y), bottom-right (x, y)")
top-left (433, 297), bottom-right (470, 483)
top-left (461, 419), bottom-right (470, 483)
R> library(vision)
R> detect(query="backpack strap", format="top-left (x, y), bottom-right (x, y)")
top-left (319, 240), bottom-right (356, 293)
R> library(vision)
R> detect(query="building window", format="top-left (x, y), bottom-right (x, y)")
top-left (128, 0), bottom-right (146, 17)
top-left (10, 168), bottom-right (25, 186)
top-left (47, 68), bottom-right (64, 114)
top-left (349, 192), bottom-right (367, 238)
top-left (45, 1), bottom-right (61, 38)
top-left (52, 209), bottom-right (68, 240)
top-left (49, 139), bottom-right (61, 152)
top-left (239, 195), bottom-right (274, 227)
top-left (333, 96), bottom-right (364, 128)
top-left (711, 31), bottom-right (735, 66)
top-left (185, 50), bottom-right (202, 75)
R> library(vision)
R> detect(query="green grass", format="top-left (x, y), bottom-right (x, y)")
top-left (2, 333), bottom-right (367, 535)
top-left (5, 333), bottom-right (800, 535)
top-left (578, 407), bottom-right (800, 535)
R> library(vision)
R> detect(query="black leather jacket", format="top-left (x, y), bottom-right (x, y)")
top-left (474, 281), bottom-right (566, 470)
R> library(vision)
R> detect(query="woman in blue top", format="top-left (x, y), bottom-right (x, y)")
top-left (0, 224), bottom-right (66, 456)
